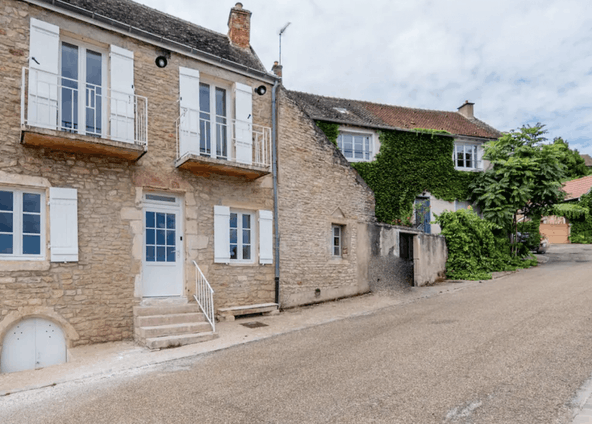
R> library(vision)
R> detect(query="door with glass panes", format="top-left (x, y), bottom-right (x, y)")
top-left (199, 82), bottom-right (229, 160)
top-left (59, 40), bottom-right (106, 137)
top-left (142, 194), bottom-right (184, 297)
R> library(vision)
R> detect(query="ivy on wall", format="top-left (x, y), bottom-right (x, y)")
top-left (315, 121), bottom-right (339, 146)
top-left (569, 192), bottom-right (592, 243)
top-left (316, 122), bottom-right (478, 224)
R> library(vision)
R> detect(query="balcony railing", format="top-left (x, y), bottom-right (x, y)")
top-left (21, 67), bottom-right (148, 148)
top-left (175, 107), bottom-right (271, 176)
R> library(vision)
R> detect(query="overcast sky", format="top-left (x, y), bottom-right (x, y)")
top-left (137, 0), bottom-right (592, 155)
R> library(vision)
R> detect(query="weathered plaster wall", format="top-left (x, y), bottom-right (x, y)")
top-left (277, 89), bottom-right (376, 308)
top-left (0, 0), bottom-right (275, 348)
top-left (413, 233), bottom-right (447, 287)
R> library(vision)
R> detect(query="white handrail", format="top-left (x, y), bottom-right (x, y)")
top-left (21, 67), bottom-right (148, 147)
top-left (176, 106), bottom-right (271, 169)
top-left (193, 260), bottom-right (215, 332)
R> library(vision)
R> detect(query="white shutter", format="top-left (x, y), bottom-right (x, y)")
top-left (258, 210), bottom-right (273, 265)
top-left (234, 82), bottom-right (253, 165)
top-left (28, 18), bottom-right (59, 129)
top-left (214, 205), bottom-right (230, 264)
top-left (179, 67), bottom-right (200, 157)
top-left (477, 145), bottom-right (484, 170)
top-left (49, 188), bottom-right (78, 262)
top-left (110, 45), bottom-right (135, 143)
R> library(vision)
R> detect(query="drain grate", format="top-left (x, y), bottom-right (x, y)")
top-left (240, 321), bottom-right (268, 329)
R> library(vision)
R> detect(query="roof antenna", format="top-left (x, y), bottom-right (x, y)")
top-left (278, 22), bottom-right (291, 65)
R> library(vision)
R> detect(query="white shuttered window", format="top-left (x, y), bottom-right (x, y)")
top-left (234, 82), bottom-right (253, 165)
top-left (109, 45), bottom-right (135, 143)
top-left (259, 210), bottom-right (273, 264)
top-left (178, 67), bottom-right (201, 157)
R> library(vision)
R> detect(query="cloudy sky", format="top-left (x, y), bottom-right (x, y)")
top-left (136, 0), bottom-right (592, 155)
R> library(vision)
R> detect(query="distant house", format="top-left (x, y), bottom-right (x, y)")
top-left (288, 92), bottom-right (501, 233)
top-left (581, 154), bottom-right (592, 169)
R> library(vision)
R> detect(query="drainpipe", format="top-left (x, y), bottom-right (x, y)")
top-left (272, 81), bottom-right (280, 305)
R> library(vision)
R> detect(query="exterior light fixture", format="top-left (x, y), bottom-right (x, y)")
top-left (255, 85), bottom-right (267, 96)
top-left (155, 55), bottom-right (168, 68)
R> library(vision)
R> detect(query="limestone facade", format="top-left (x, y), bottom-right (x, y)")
top-left (0, 0), bottom-right (276, 348)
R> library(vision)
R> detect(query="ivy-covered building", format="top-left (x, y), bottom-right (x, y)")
top-left (288, 91), bottom-right (501, 234)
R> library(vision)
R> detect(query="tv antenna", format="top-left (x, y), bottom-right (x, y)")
top-left (278, 22), bottom-right (291, 65)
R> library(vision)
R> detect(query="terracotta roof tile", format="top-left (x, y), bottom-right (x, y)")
top-left (563, 175), bottom-right (592, 200)
top-left (287, 90), bottom-right (501, 139)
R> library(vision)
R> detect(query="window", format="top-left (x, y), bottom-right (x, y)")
top-left (199, 82), bottom-right (229, 159)
top-left (455, 144), bottom-right (480, 170)
top-left (332, 225), bottom-right (342, 257)
top-left (337, 133), bottom-right (373, 161)
top-left (59, 40), bottom-right (106, 136)
top-left (229, 211), bottom-right (253, 262)
top-left (0, 189), bottom-right (44, 259)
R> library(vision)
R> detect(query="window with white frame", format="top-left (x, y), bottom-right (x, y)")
top-left (332, 224), bottom-right (342, 257)
top-left (337, 133), bottom-right (373, 161)
top-left (0, 189), bottom-right (44, 259)
top-left (229, 210), bottom-right (254, 262)
top-left (199, 82), bottom-right (229, 159)
top-left (454, 144), bottom-right (480, 170)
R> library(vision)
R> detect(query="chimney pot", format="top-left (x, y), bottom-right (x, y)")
top-left (458, 100), bottom-right (475, 119)
top-left (228, 3), bottom-right (251, 49)
top-left (272, 61), bottom-right (283, 78)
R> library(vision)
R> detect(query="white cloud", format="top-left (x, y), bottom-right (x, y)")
top-left (136, 0), bottom-right (592, 154)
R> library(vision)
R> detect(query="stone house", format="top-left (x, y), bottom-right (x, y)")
top-left (288, 91), bottom-right (502, 234)
top-left (0, 0), bottom-right (381, 373)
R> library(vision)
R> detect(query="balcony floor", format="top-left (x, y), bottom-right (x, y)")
top-left (21, 126), bottom-right (145, 161)
top-left (176, 154), bottom-right (270, 180)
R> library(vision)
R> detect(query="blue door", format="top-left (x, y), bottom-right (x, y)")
top-left (414, 197), bottom-right (431, 234)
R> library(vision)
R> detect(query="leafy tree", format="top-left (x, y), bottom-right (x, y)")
top-left (543, 137), bottom-right (590, 180)
top-left (469, 124), bottom-right (566, 255)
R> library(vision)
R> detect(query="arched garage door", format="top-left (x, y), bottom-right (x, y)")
top-left (1, 318), bottom-right (66, 374)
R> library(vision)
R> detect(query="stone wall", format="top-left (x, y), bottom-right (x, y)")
top-left (0, 0), bottom-right (275, 347)
top-left (277, 89), bottom-right (376, 307)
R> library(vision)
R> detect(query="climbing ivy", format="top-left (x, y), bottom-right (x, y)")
top-left (315, 121), bottom-right (339, 146)
top-left (329, 126), bottom-right (479, 224)
top-left (569, 192), bottom-right (592, 243)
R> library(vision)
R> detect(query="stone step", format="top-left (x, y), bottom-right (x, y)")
top-left (138, 322), bottom-right (212, 339)
top-left (217, 303), bottom-right (279, 322)
top-left (135, 312), bottom-right (206, 327)
top-left (145, 331), bottom-right (218, 350)
top-left (133, 304), bottom-right (199, 317)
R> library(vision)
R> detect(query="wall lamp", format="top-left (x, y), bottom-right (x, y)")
top-left (255, 85), bottom-right (267, 96)
top-left (155, 50), bottom-right (171, 68)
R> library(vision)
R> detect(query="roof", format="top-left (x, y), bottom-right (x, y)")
top-left (563, 175), bottom-right (592, 200)
top-left (35, 0), bottom-right (266, 73)
top-left (581, 154), bottom-right (592, 167)
top-left (288, 90), bottom-right (502, 139)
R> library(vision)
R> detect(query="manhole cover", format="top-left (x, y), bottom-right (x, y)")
top-left (241, 321), bottom-right (268, 329)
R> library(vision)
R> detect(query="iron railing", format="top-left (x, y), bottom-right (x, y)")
top-left (21, 67), bottom-right (148, 147)
top-left (192, 260), bottom-right (215, 332)
top-left (176, 107), bottom-right (271, 169)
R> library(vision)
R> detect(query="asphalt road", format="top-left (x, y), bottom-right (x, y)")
top-left (1, 245), bottom-right (592, 424)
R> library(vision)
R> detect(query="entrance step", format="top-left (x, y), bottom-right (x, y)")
top-left (217, 303), bottom-right (279, 322)
top-left (145, 332), bottom-right (217, 350)
top-left (134, 301), bottom-right (216, 350)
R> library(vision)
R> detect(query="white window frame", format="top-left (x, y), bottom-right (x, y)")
top-left (454, 143), bottom-right (481, 170)
top-left (229, 209), bottom-right (256, 264)
top-left (332, 224), bottom-right (342, 258)
top-left (58, 36), bottom-right (108, 138)
top-left (199, 77), bottom-right (231, 160)
top-left (337, 129), bottom-right (375, 162)
top-left (0, 188), bottom-right (46, 261)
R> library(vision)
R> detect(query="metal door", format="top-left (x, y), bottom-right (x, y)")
top-left (414, 197), bottom-right (431, 234)
top-left (1, 318), bottom-right (66, 374)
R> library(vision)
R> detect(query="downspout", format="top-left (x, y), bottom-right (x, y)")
top-left (272, 81), bottom-right (280, 305)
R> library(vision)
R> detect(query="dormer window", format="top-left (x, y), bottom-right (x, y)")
top-left (337, 132), bottom-right (373, 162)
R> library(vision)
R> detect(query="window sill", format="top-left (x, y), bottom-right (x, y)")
top-left (226, 261), bottom-right (260, 267)
top-left (328, 257), bottom-right (349, 265)
top-left (0, 259), bottom-right (50, 271)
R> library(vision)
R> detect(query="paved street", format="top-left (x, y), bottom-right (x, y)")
top-left (1, 245), bottom-right (591, 424)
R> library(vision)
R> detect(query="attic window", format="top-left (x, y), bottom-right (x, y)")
top-left (333, 107), bottom-right (349, 114)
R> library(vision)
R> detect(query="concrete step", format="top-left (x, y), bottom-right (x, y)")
top-left (145, 331), bottom-right (218, 350)
top-left (136, 312), bottom-right (206, 327)
top-left (138, 322), bottom-right (212, 339)
top-left (133, 304), bottom-right (199, 317)
top-left (217, 303), bottom-right (279, 322)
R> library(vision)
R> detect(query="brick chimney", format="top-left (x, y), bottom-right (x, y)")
top-left (458, 100), bottom-right (475, 119)
top-left (271, 61), bottom-right (283, 78)
top-left (228, 2), bottom-right (251, 49)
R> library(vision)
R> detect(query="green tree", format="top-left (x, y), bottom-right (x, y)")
top-left (543, 137), bottom-right (590, 180)
top-left (469, 124), bottom-right (566, 255)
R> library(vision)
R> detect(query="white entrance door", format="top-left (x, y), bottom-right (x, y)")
top-left (1, 318), bottom-right (66, 374)
top-left (142, 193), bottom-right (184, 297)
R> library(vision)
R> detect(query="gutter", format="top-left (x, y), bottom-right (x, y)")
top-left (23, 0), bottom-right (279, 85)
top-left (271, 81), bottom-right (280, 305)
